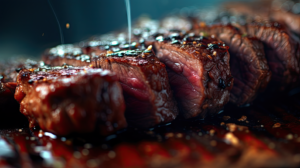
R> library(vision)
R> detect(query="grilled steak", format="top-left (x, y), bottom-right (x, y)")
top-left (194, 8), bottom-right (300, 91)
top-left (14, 66), bottom-right (126, 135)
top-left (154, 33), bottom-right (233, 118)
top-left (244, 21), bottom-right (300, 90)
top-left (224, 0), bottom-right (300, 35)
top-left (194, 25), bottom-right (271, 106)
top-left (43, 46), bottom-right (178, 128)
top-left (92, 49), bottom-right (178, 128)
top-left (0, 59), bottom-right (38, 128)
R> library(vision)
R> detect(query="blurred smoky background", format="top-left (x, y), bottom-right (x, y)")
top-left (0, 0), bottom-right (249, 60)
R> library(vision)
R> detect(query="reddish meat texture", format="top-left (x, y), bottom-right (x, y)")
top-left (154, 33), bottom-right (233, 118)
top-left (195, 25), bottom-right (271, 106)
top-left (43, 45), bottom-right (178, 128)
top-left (14, 66), bottom-right (126, 136)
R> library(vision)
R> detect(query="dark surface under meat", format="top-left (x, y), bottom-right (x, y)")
top-left (2, 90), bottom-right (300, 168)
top-left (43, 45), bottom-right (178, 128)
top-left (194, 25), bottom-right (271, 106)
top-left (14, 66), bottom-right (126, 136)
top-left (154, 33), bottom-right (233, 119)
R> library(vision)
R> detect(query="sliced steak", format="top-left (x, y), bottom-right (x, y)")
top-left (224, 0), bottom-right (300, 35)
top-left (195, 25), bottom-right (271, 105)
top-left (195, 8), bottom-right (300, 91)
top-left (92, 49), bottom-right (178, 128)
top-left (244, 21), bottom-right (300, 90)
top-left (154, 34), bottom-right (233, 118)
top-left (14, 66), bottom-right (126, 136)
top-left (43, 46), bottom-right (178, 128)
top-left (0, 59), bottom-right (38, 128)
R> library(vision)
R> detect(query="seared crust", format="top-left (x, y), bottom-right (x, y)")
top-left (195, 25), bottom-right (271, 105)
top-left (155, 34), bottom-right (233, 118)
top-left (14, 66), bottom-right (126, 136)
top-left (42, 45), bottom-right (178, 128)
top-left (92, 51), bottom-right (178, 128)
top-left (245, 21), bottom-right (300, 90)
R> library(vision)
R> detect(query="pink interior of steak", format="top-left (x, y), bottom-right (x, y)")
top-left (94, 55), bottom-right (178, 128)
top-left (156, 48), bottom-right (203, 118)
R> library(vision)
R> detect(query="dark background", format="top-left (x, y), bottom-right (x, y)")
top-left (0, 0), bottom-right (248, 60)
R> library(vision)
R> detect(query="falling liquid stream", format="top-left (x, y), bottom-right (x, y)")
top-left (125, 0), bottom-right (131, 45)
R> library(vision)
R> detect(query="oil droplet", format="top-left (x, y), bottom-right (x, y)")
top-left (66, 23), bottom-right (70, 29)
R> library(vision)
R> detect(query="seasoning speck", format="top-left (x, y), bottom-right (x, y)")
top-left (147, 45), bottom-right (153, 51)
top-left (273, 123), bottom-right (281, 128)
top-left (238, 116), bottom-right (247, 122)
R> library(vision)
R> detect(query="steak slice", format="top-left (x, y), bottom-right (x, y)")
top-left (92, 49), bottom-right (178, 128)
top-left (43, 45), bottom-right (178, 128)
top-left (0, 59), bottom-right (38, 128)
top-left (244, 21), bottom-right (300, 90)
top-left (195, 25), bottom-right (271, 106)
top-left (14, 66), bottom-right (126, 136)
top-left (154, 33), bottom-right (233, 118)
top-left (224, 0), bottom-right (300, 35)
top-left (194, 7), bottom-right (300, 91)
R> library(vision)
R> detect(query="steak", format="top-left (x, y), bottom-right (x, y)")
top-left (0, 59), bottom-right (38, 128)
top-left (194, 25), bottom-right (271, 106)
top-left (91, 49), bottom-right (178, 128)
top-left (154, 33), bottom-right (233, 118)
top-left (14, 66), bottom-right (126, 136)
top-left (194, 8), bottom-right (300, 91)
top-left (224, 0), bottom-right (300, 35)
top-left (42, 45), bottom-right (178, 128)
top-left (244, 21), bottom-right (300, 90)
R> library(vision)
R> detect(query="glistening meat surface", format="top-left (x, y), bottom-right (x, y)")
top-left (195, 25), bottom-right (271, 106)
top-left (42, 45), bottom-right (178, 128)
top-left (14, 66), bottom-right (126, 136)
top-left (154, 33), bottom-right (233, 118)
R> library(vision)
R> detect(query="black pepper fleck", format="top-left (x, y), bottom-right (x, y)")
top-left (15, 68), bottom-right (22, 73)
top-left (219, 78), bottom-right (226, 89)
top-left (28, 79), bottom-right (34, 84)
